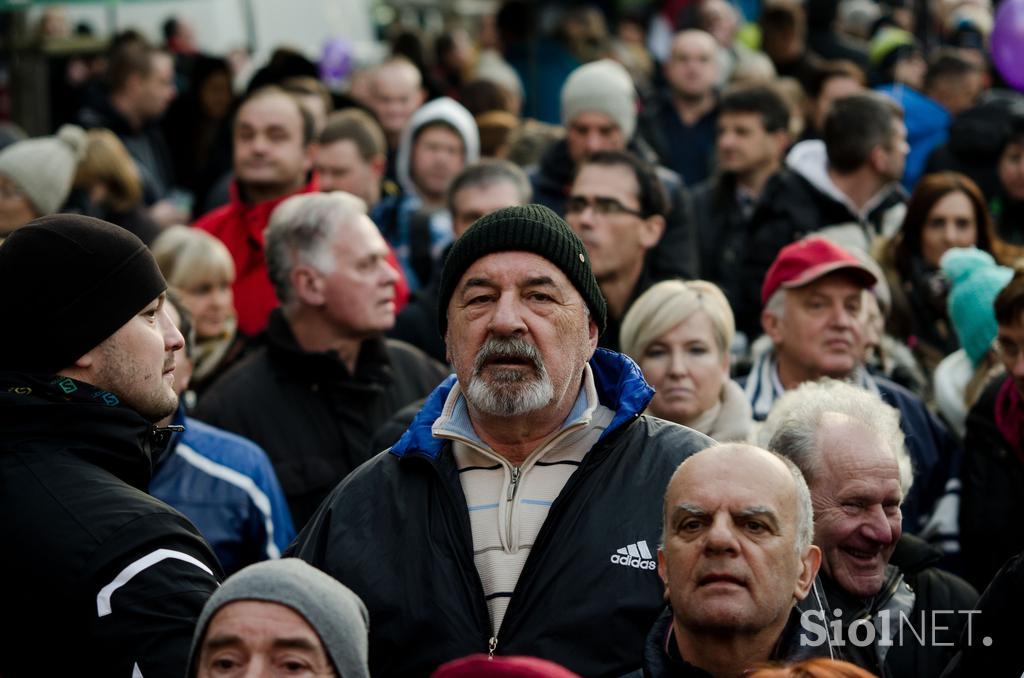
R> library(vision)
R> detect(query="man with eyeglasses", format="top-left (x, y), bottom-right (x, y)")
top-left (962, 270), bottom-right (1024, 589)
top-left (565, 150), bottom-right (669, 352)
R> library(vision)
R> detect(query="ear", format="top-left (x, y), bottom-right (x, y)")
top-left (657, 547), bottom-right (670, 587)
top-left (770, 129), bottom-right (791, 160)
top-left (302, 141), bottom-right (319, 174)
top-left (638, 214), bottom-right (666, 250)
top-left (793, 544), bottom-right (822, 602)
top-left (370, 154), bottom-right (387, 181)
top-left (291, 265), bottom-right (326, 306)
top-left (587, 316), bottom-right (600, 355)
top-left (415, 87), bottom-right (427, 108)
top-left (762, 306), bottom-right (784, 344)
top-left (867, 145), bottom-right (887, 174)
top-left (719, 345), bottom-right (731, 379)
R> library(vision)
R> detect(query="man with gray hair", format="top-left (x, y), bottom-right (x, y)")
top-left (290, 204), bottom-right (711, 676)
top-left (195, 192), bottom-right (447, 527)
top-left (636, 443), bottom-right (826, 677)
top-left (761, 379), bottom-right (977, 678)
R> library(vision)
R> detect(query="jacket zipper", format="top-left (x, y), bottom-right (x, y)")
top-left (506, 465), bottom-right (520, 548)
top-left (496, 416), bottom-right (639, 640)
top-left (488, 636), bottom-right (498, 658)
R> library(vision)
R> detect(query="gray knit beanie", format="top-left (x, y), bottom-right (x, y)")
top-left (188, 559), bottom-right (370, 678)
top-left (0, 124), bottom-right (87, 216)
top-left (560, 59), bottom-right (637, 139)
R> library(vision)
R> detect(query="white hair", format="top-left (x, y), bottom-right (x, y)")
top-left (758, 378), bottom-right (914, 497)
top-left (264, 191), bottom-right (368, 306)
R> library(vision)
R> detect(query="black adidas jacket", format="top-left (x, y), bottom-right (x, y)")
top-left (288, 351), bottom-right (713, 677)
top-left (0, 373), bottom-right (223, 677)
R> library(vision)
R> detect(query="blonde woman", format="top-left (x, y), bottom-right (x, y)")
top-left (621, 279), bottom-right (752, 441)
top-left (152, 225), bottom-right (245, 396)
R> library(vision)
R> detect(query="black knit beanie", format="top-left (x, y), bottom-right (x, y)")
top-left (437, 204), bottom-right (607, 337)
top-left (0, 214), bottom-right (168, 374)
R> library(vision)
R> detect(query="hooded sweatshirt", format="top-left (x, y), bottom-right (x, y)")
top-left (372, 97), bottom-right (480, 291)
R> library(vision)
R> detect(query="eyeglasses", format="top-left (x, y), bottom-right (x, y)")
top-left (565, 195), bottom-right (646, 218)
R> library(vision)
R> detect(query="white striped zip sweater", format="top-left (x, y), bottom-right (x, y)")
top-left (432, 364), bottom-right (616, 634)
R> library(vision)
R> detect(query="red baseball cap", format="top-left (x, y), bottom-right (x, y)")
top-left (431, 655), bottom-right (581, 678)
top-left (761, 237), bottom-right (878, 307)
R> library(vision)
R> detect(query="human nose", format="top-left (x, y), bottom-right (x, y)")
top-left (667, 348), bottom-right (688, 377)
top-left (584, 130), bottom-right (605, 154)
top-left (488, 293), bottom-right (527, 336)
top-left (860, 505), bottom-right (896, 545)
top-left (161, 309), bottom-right (185, 353)
top-left (704, 514), bottom-right (740, 554)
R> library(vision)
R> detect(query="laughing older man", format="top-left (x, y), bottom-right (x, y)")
top-left (289, 204), bottom-right (710, 676)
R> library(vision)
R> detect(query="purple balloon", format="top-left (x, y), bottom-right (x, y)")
top-left (992, 0), bottom-right (1024, 92)
top-left (320, 37), bottom-right (353, 87)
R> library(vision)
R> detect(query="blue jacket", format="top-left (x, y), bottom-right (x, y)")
top-left (289, 350), bottom-right (714, 677)
top-left (876, 84), bottom-right (951, 192)
top-left (151, 406), bottom-right (295, 575)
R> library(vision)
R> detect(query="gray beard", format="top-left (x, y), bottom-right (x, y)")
top-left (465, 367), bottom-right (554, 417)
top-left (463, 336), bottom-right (554, 417)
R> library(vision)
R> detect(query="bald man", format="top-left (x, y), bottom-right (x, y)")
top-left (369, 57), bottom-right (426, 151)
top-left (639, 29), bottom-right (721, 185)
top-left (641, 444), bottom-right (825, 678)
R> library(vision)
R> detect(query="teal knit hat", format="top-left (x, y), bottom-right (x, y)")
top-left (942, 247), bottom-right (1014, 367)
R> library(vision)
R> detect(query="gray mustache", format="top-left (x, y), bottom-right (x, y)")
top-left (473, 337), bottom-right (545, 374)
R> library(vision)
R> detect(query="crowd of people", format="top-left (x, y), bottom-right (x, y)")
top-left (3, 0), bottom-right (1024, 676)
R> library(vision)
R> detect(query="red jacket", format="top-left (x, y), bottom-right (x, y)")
top-left (194, 178), bottom-right (408, 336)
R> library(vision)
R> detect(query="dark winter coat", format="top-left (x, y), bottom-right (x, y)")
top-left (195, 309), bottom-right (449, 527)
top-left (960, 376), bottom-right (1024, 590)
top-left (822, 534), bottom-right (978, 678)
top-left (288, 350), bottom-right (714, 677)
top-left (0, 373), bottom-right (222, 677)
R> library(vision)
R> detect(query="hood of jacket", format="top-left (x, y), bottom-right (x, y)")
top-left (0, 372), bottom-right (174, 489)
top-left (395, 97), bottom-right (480, 199)
top-left (390, 348), bottom-right (654, 460)
top-left (786, 139), bottom-right (905, 224)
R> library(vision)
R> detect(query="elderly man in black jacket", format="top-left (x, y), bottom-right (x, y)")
top-left (0, 215), bottom-right (222, 677)
top-left (762, 379), bottom-right (977, 678)
top-left (290, 205), bottom-right (712, 676)
top-left (196, 191), bottom-right (448, 527)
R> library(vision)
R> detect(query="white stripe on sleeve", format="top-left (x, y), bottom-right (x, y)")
top-left (175, 442), bottom-right (280, 559)
top-left (96, 548), bottom-right (214, 617)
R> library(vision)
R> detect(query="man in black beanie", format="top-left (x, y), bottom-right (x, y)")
top-left (0, 214), bottom-right (222, 677)
top-left (290, 204), bottom-right (712, 677)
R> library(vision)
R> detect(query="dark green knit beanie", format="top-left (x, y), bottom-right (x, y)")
top-left (437, 204), bottom-right (607, 337)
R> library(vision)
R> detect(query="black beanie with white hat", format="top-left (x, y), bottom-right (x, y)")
top-left (0, 214), bottom-right (167, 375)
top-left (0, 124), bottom-right (87, 217)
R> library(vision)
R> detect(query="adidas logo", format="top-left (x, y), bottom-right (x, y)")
top-left (610, 540), bottom-right (657, 570)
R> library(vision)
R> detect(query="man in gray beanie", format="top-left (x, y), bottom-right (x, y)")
top-left (0, 124), bottom-right (87, 237)
top-left (290, 204), bottom-right (711, 676)
top-left (189, 559), bottom-right (370, 678)
top-left (529, 59), bottom-right (697, 280)
top-left (0, 214), bottom-right (222, 677)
